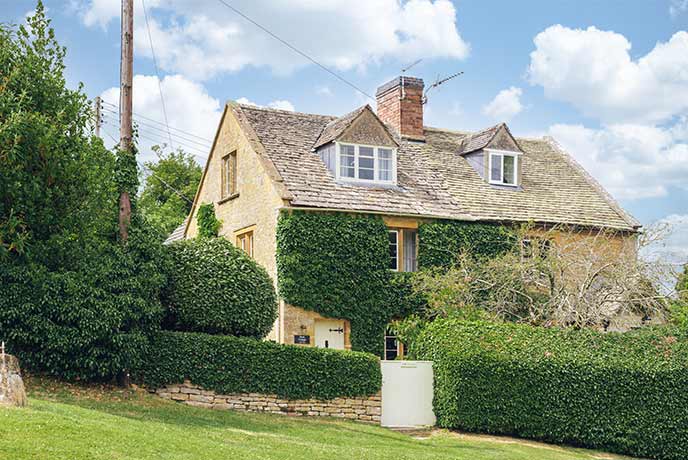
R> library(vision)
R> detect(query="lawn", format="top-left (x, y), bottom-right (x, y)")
top-left (0, 377), bottom-right (633, 460)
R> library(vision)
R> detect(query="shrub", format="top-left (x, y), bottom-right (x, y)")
top-left (164, 237), bottom-right (277, 338)
top-left (414, 320), bottom-right (688, 460)
top-left (135, 331), bottom-right (381, 400)
top-left (0, 226), bottom-right (166, 381)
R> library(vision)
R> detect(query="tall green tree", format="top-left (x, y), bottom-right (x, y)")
top-left (0, 3), bottom-right (167, 381)
top-left (0, 2), bottom-right (115, 262)
top-left (139, 147), bottom-right (201, 237)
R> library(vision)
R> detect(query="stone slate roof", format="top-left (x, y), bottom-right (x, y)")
top-left (164, 218), bottom-right (188, 245)
top-left (313, 105), bottom-right (368, 149)
top-left (233, 103), bottom-right (639, 231)
top-left (457, 123), bottom-right (515, 154)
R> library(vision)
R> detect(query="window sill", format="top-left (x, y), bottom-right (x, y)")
top-left (217, 192), bottom-right (240, 204)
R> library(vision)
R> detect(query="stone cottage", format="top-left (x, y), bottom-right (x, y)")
top-left (168, 76), bottom-right (640, 357)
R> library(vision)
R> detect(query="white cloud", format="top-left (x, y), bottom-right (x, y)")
top-left (77, 0), bottom-right (469, 81)
top-left (641, 214), bottom-right (688, 293)
top-left (100, 74), bottom-right (222, 162)
top-left (267, 100), bottom-right (295, 111)
top-left (528, 25), bottom-right (688, 124)
top-left (316, 86), bottom-right (332, 96)
top-left (235, 97), bottom-right (295, 112)
top-left (79, 0), bottom-right (121, 28)
top-left (548, 120), bottom-right (688, 200)
top-left (670, 0), bottom-right (688, 18)
top-left (482, 87), bottom-right (523, 120)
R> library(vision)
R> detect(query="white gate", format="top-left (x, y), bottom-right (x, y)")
top-left (380, 360), bottom-right (435, 428)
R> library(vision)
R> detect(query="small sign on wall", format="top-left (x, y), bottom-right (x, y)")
top-left (294, 335), bottom-right (310, 345)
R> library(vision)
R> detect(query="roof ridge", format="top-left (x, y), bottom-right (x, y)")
top-left (233, 102), bottom-right (336, 120)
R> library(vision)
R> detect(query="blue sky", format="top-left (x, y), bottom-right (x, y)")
top-left (4, 0), bottom-right (688, 262)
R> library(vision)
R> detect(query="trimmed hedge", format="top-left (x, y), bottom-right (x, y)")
top-left (418, 221), bottom-right (516, 268)
top-left (414, 320), bottom-right (688, 460)
top-left (164, 237), bottom-right (277, 338)
top-left (136, 331), bottom-right (381, 400)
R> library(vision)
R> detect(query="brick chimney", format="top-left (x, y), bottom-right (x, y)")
top-left (376, 76), bottom-right (425, 141)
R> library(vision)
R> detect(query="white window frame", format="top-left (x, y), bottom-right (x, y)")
top-left (388, 229), bottom-right (399, 271)
top-left (335, 142), bottom-right (397, 185)
top-left (486, 148), bottom-right (520, 187)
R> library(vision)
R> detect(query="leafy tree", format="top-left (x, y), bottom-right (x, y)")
top-left (0, 3), bottom-right (167, 381)
top-left (670, 264), bottom-right (688, 328)
top-left (139, 146), bottom-right (201, 236)
top-left (0, 2), bottom-right (116, 261)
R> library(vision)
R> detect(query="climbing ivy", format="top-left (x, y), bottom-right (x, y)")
top-left (197, 203), bottom-right (221, 238)
top-left (276, 212), bottom-right (518, 356)
top-left (418, 220), bottom-right (516, 268)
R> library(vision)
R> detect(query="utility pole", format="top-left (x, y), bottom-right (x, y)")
top-left (94, 96), bottom-right (102, 138)
top-left (118, 0), bottom-right (133, 243)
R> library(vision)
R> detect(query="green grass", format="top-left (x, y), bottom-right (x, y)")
top-left (0, 377), bottom-right (634, 460)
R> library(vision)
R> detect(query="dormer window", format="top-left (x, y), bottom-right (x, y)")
top-left (335, 143), bottom-right (396, 184)
top-left (487, 149), bottom-right (520, 187)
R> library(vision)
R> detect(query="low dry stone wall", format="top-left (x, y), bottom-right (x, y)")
top-left (155, 381), bottom-right (381, 423)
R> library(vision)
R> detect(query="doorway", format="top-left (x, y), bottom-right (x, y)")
top-left (314, 319), bottom-right (345, 350)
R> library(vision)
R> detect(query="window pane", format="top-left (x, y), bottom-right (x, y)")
top-left (340, 145), bottom-right (355, 178)
top-left (503, 155), bottom-right (516, 184)
top-left (490, 154), bottom-right (502, 182)
top-left (359, 168), bottom-right (374, 180)
top-left (378, 149), bottom-right (392, 181)
top-left (359, 146), bottom-right (374, 158)
top-left (359, 157), bottom-right (374, 169)
top-left (389, 231), bottom-right (398, 270)
top-left (403, 230), bottom-right (417, 272)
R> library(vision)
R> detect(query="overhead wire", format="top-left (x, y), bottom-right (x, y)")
top-left (214, 0), bottom-right (375, 101)
top-left (102, 110), bottom-right (211, 149)
top-left (100, 101), bottom-right (213, 144)
top-left (141, 0), bottom-right (174, 149)
top-left (101, 118), bottom-right (209, 160)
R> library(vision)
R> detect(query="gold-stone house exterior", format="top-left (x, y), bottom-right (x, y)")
top-left (171, 76), bottom-right (640, 358)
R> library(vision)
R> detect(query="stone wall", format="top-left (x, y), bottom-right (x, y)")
top-left (155, 381), bottom-right (381, 423)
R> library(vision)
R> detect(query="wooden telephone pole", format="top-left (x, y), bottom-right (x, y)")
top-left (118, 0), bottom-right (134, 242)
top-left (94, 96), bottom-right (102, 138)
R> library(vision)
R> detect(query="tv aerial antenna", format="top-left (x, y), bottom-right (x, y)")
top-left (423, 71), bottom-right (464, 105)
top-left (400, 59), bottom-right (423, 100)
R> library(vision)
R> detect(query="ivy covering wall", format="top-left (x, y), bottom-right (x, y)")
top-left (276, 211), bottom-right (514, 356)
top-left (418, 220), bottom-right (516, 268)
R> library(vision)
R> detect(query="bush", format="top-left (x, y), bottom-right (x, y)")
top-left (164, 237), bottom-right (277, 338)
top-left (0, 226), bottom-right (166, 381)
top-left (135, 331), bottom-right (381, 400)
top-left (414, 320), bottom-right (688, 460)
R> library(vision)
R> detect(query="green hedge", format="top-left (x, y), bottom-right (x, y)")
top-left (414, 320), bottom-right (688, 460)
top-left (164, 238), bottom-right (277, 338)
top-left (135, 331), bottom-right (381, 400)
top-left (418, 221), bottom-right (516, 268)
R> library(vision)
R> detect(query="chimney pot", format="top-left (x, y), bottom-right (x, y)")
top-left (376, 76), bottom-right (424, 141)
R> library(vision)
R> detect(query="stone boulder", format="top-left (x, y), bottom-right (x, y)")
top-left (0, 353), bottom-right (27, 407)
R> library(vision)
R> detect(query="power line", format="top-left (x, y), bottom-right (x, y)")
top-left (100, 103), bottom-right (213, 144)
top-left (141, 0), bottom-right (174, 149)
top-left (102, 112), bottom-right (212, 149)
top-left (139, 161), bottom-right (194, 204)
top-left (102, 119), bottom-right (208, 160)
top-left (214, 0), bottom-right (375, 101)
